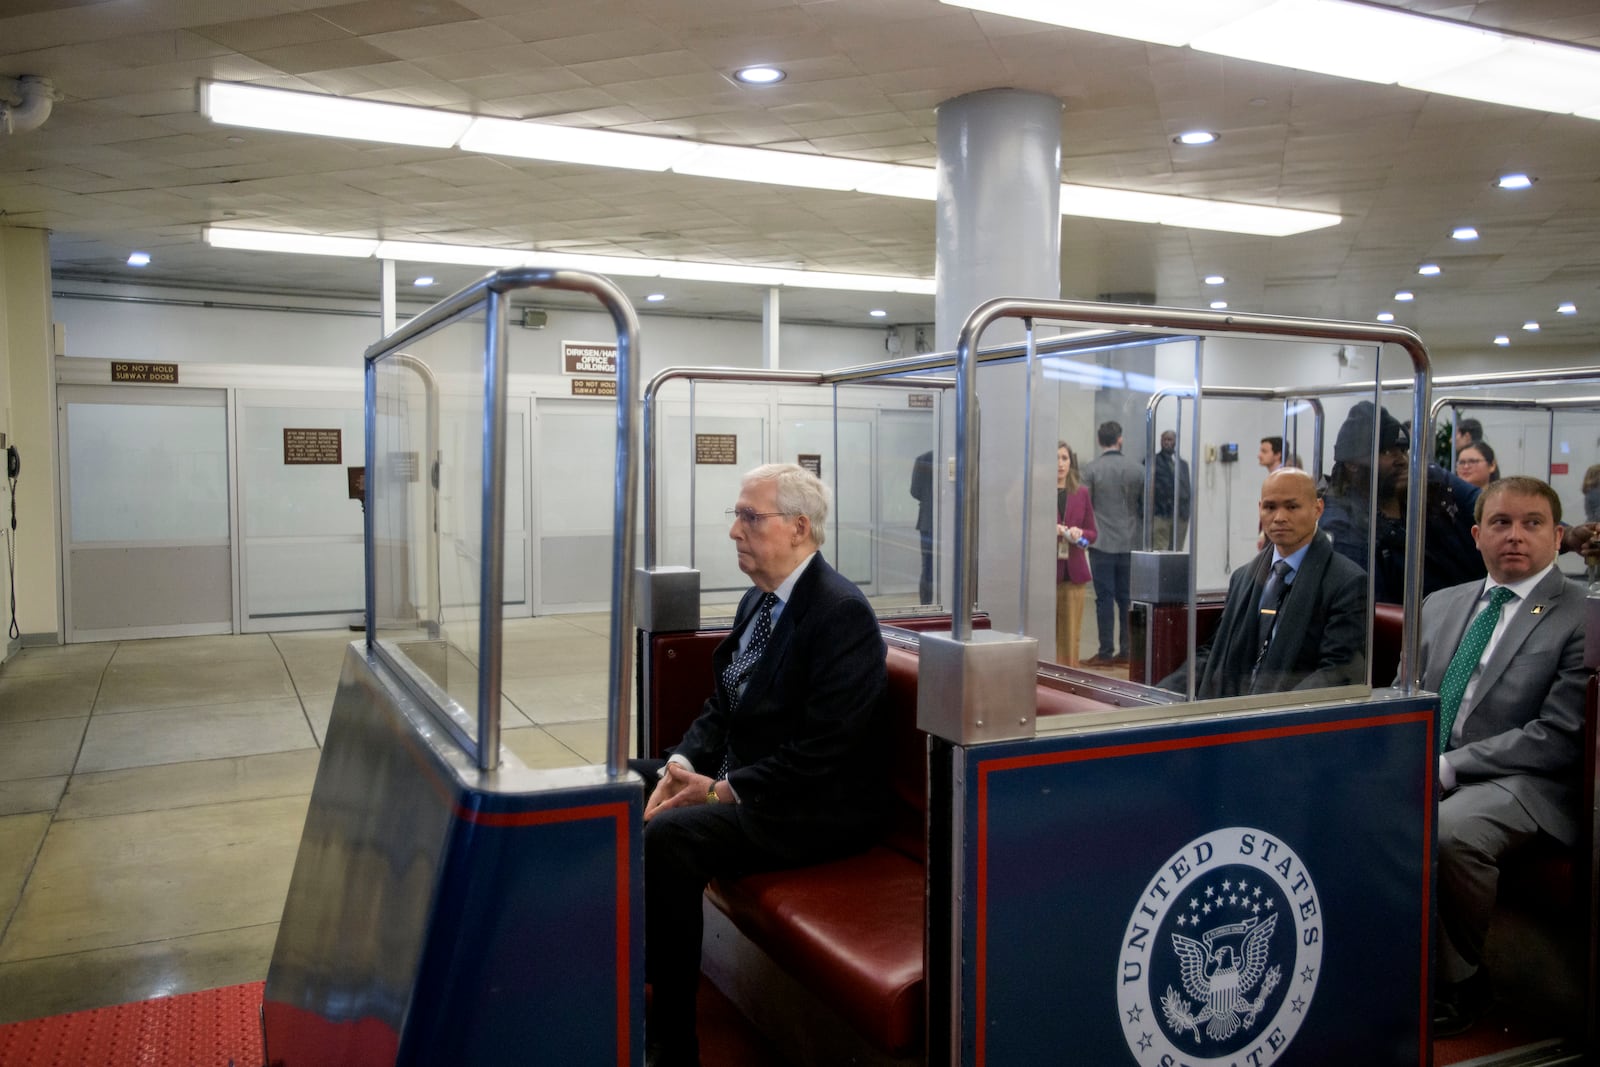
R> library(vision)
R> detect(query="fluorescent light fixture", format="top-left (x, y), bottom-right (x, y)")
top-left (1193, 0), bottom-right (1502, 86)
top-left (1523, 320), bottom-right (1540, 331)
top-left (126, 251), bottom-right (151, 267)
top-left (1497, 173), bottom-right (1534, 190)
top-left (200, 81), bottom-right (471, 148)
top-left (1494, 335), bottom-right (1510, 346)
top-left (1394, 290), bottom-right (1414, 301)
top-left (869, 309), bottom-right (888, 318)
top-left (1174, 130), bottom-right (1219, 145)
top-left (202, 227), bottom-right (936, 294)
top-left (733, 65), bottom-right (786, 85)
top-left (1210, 301), bottom-right (1228, 309)
top-left (198, 82), bottom-right (1338, 236)
top-left (1558, 302), bottom-right (1577, 315)
top-left (671, 143), bottom-right (891, 192)
top-left (940, 0), bottom-right (1275, 48)
top-left (941, 0), bottom-right (1600, 121)
top-left (413, 276), bottom-right (435, 287)
top-left (1403, 38), bottom-right (1600, 114)
top-left (1376, 312), bottom-right (1395, 322)
top-left (1204, 275), bottom-right (1225, 285)
top-left (1059, 183), bottom-right (1339, 236)
top-left (1451, 226), bottom-right (1479, 241)
top-left (204, 226), bottom-right (378, 258)
top-left (458, 116), bottom-right (698, 171)
top-left (1417, 263), bottom-right (1441, 276)
top-left (646, 293), bottom-right (666, 302)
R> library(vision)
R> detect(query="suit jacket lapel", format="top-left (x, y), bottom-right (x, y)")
top-left (1425, 585), bottom-right (1477, 692)
top-left (1465, 568), bottom-right (1566, 714)
top-left (734, 554), bottom-right (825, 709)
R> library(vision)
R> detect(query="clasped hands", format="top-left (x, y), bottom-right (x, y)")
top-left (644, 760), bottom-right (727, 821)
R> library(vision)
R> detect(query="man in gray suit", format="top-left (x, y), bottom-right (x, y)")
top-left (1082, 420), bottom-right (1143, 665)
top-left (1412, 476), bottom-right (1587, 1036)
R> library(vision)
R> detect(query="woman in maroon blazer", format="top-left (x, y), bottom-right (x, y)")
top-left (1055, 442), bottom-right (1097, 666)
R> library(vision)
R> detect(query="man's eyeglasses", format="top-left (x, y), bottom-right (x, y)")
top-left (726, 507), bottom-right (790, 525)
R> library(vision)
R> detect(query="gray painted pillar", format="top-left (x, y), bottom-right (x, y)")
top-left (934, 88), bottom-right (1063, 638)
top-left (379, 259), bottom-right (397, 336)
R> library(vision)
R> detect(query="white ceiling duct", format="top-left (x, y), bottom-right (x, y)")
top-left (1, 76), bottom-right (57, 135)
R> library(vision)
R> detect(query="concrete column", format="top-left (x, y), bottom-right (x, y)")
top-left (379, 258), bottom-right (397, 335)
top-left (933, 89), bottom-right (1062, 638)
top-left (0, 226), bottom-right (62, 651)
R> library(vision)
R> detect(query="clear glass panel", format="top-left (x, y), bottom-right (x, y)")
top-left (67, 401), bottom-right (228, 543)
top-left (371, 308), bottom-right (487, 718)
top-left (536, 399), bottom-right (616, 607)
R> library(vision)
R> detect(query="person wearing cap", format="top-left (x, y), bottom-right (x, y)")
top-left (1320, 401), bottom-right (1484, 604)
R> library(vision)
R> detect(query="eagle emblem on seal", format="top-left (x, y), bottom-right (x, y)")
top-left (1161, 913), bottom-right (1282, 1043)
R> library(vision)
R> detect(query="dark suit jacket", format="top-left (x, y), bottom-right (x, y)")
top-left (674, 553), bottom-right (889, 848)
top-left (911, 451), bottom-right (933, 534)
top-left (1185, 535), bottom-right (1367, 698)
top-left (1414, 567), bottom-right (1587, 845)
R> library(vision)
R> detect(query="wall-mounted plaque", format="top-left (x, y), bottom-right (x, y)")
top-left (347, 466), bottom-right (366, 500)
top-left (283, 428), bottom-right (342, 465)
top-left (797, 453), bottom-right (822, 478)
top-left (571, 378), bottom-right (616, 397)
top-left (562, 340), bottom-right (617, 376)
top-left (907, 393), bottom-right (934, 409)
top-left (389, 452), bottom-right (419, 482)
top-left (111, 361), bottom-right (178, 384)
top-left (695, 433), bottom-right (738, 465)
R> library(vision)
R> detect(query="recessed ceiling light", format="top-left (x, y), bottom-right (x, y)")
top-left (1523, 320), bottom-right (1540, 331)
top-left (1557, 302), bottom-right (1577, 315)
top-left (1209, 300), bottom-right (1228, 310)
top-left (1417, 263), bottom-right (1441, 276)
top-left (733, 65), bottom-right (786, 85)
top-left (126, 251), bottom-right (151, 267)
top-left (413, 276), bottom-right (435, 287)
top-left (1451, 226), bottom-right (1479, 240)
top-left (1174, 130), bottom-right (1219, 145)
top-left (1204, 275), bottom-right (1225, 285)
top-left (869, 308), bottom-right (888, 318)
top-left (1497, 173), bottom-right (1534, 190)
top-left (1376, 312), bottom-right (1395, 322)
top-left (1494, 335), bottom-right (1511, 346)
top-left (646, 293), bottom-right (666, 302)
top-left (1394, 290), bottom-right (1414, 301)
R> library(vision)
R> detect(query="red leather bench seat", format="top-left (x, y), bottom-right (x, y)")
top-left (706, 847), bottom-right (926, 1056)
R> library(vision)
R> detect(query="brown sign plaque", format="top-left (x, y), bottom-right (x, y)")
top-left (695, 433), bottom-right (738, 465)
top-left (562, 341), bottom-right (618, 376)
top-left (283, 428), bottom-right (342, 465)
top-left (571, 378), bottom-right (617, 397)
top-left (347, 466), bottom-right (366, 500)
top-left (111, 361), bottom-right (179, 384)
top-left (797, 453), bottom-right (822, 478)
top-left (907, 393), bottom-right (934, 409)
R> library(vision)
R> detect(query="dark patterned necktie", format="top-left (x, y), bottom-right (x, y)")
top-left (1437, 586), bottom-right (1516, 749)
top-left (1256, 559), bottom-right (1293, 657)
top-left (717, 591), bottom-right (778, 779)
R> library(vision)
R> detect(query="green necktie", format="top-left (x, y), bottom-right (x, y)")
top-left (1437, 586), bottom-right (1517, 749)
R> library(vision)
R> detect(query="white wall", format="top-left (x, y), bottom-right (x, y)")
top-left (51, 284), bottom-right (893, 377)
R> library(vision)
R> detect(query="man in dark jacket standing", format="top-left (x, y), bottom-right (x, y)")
top-left (1082, 420), bottom-right (1143, 665)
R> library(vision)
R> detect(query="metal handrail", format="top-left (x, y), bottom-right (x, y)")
top-left (948, 299), bottom-right (1432, 694)
top-left (364, 267), bottom-right (641, 777)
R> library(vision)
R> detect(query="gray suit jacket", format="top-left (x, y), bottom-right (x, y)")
top-left (1082, 449), bottom-right (1143, 554)
top-left (1413, 567), bottom-right (1588, 844)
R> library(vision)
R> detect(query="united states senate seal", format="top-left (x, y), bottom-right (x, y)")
top-left (1117, 826), bottom-right (1322, 1066)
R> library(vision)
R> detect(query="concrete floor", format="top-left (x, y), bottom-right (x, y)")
top-left (0, 615), bottom-right (614, 1025)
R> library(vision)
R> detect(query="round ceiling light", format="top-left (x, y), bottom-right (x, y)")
top-left (1174, 130), bottom-right (1219, 146)
top-left (733, 65), bottom-right (786, 85)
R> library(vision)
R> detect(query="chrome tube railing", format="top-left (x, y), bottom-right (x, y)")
top-left (949, 300), bottom-right (1432, 693)
top-left (364, 267), bottom-right (641, 776)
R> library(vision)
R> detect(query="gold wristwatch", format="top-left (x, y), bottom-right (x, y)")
top-left (705, 785), bottom-right (720, 803)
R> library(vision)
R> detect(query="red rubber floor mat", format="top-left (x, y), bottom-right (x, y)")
top-left (0, 981), bottom-right (264, 1067)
